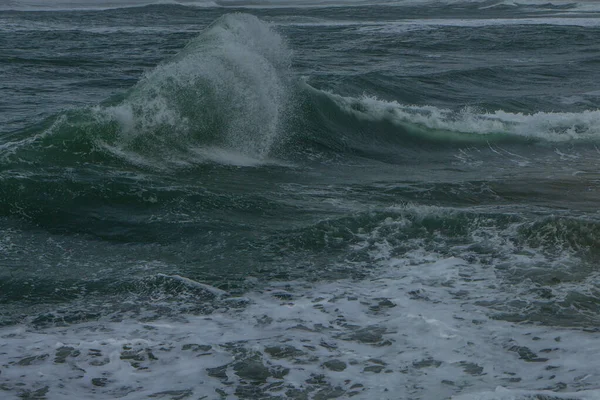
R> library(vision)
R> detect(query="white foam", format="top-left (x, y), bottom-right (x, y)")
top-left (1, 270), bottom-right (598, 398)
top-left (2, 205), bottom-right (599, 399)
top-left (317, 87), bottom-right (600, 141)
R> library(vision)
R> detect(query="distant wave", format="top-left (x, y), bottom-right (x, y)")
top-left (3, 0), bottom-right (598, 12)
top-left (0, 0), bottom-right (218, 12)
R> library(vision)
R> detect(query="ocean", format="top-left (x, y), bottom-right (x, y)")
top-left (1, 1), bottom-right (600, 399)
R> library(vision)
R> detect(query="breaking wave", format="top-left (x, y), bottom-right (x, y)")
top-left (304, 86), bottom-right (600, 149)
top-left (2, 13), bottom-right (293, 169)
top-left (3, 13), bottom-right (600, 172)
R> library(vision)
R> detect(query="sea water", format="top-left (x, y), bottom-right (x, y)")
top-left (1, 1), bottom-right (600, 399)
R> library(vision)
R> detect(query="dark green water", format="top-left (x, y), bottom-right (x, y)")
top-left (1, 1), bottom-right (600, 399)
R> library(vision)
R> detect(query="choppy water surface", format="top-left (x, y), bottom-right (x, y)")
top-left (1, 1), bottom-right (600, 399)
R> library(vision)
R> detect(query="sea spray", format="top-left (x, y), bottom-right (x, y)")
top-left (97, 13), bottom-right (293, 166)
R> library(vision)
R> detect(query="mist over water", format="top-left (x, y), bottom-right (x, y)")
top-left (1, 2), bottom-right (600, 399)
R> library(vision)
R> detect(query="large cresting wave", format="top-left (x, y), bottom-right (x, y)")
top-left (1, 13), bottom-right (292, 169)
top-left (96, 13), bottom-right (292, 167)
